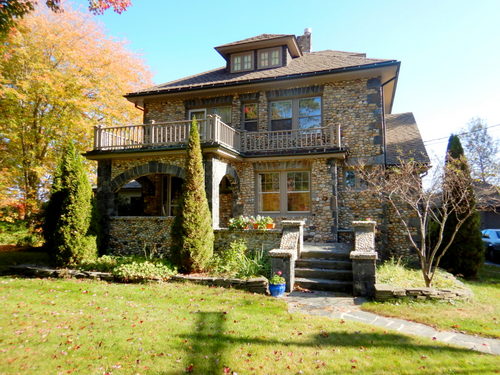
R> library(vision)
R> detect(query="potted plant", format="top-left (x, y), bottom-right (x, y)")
top-left (263, 216), bottom-right (275, 229)
top-left (268, 271), bottom-right (286, 297)
top-left (253, 215), bottom-right (274, 229)
top-left (228, 216), bottom-right (251, 230)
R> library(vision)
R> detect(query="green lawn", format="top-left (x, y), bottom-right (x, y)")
top-left (0, 277), bottom-right (498, 375)
top-left (362, 264), bottom-right (500, 338)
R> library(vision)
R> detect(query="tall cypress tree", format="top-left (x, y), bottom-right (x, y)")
top-left (439, 134), bottom-right (483, 278)
top-left (43, 142), bottom-right (97, 266)
top-left (173, 119), bottom-right (214, 272)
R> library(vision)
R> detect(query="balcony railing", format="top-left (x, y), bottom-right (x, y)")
top-left (93, 115), bottom-right (341, 154)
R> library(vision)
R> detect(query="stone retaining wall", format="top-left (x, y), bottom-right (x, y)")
top-left (214, 229), bottom-right (281, 254)
top-left (108, 216), bottom-right (174, 257)
top-left (374, 283), bottom-right (472, 302)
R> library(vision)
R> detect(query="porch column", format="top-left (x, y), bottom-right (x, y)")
top-left (96, 159), bottom-right (115, 252)
top-left (204, 156), bottom-right (225, 229)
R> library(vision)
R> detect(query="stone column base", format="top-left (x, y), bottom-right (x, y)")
top-left (269, 249), bottom-right (295, 292)
top-left (350, 251), bottom-right (377, 297)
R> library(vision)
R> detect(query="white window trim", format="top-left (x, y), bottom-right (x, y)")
top-left (257, 171), bottom-right (311, 214)
top-left (257, 47), bottom-right (282, 69)
top-left (231, 51), bottom-right (254, 73)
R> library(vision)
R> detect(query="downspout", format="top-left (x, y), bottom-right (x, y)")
top-left (380, 75), bottom-right (397, 167)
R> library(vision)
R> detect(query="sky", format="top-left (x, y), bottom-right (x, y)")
top-left (71, 0), bottom-right (500, 166)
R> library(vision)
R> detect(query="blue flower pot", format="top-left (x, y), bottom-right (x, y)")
top-left (269, 283), bottom-right (286, 297)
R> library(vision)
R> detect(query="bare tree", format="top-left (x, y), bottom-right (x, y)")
top-left (461, 118), bottom-right (499, 184)
top-left (357, 158), bottom-right (480, 287)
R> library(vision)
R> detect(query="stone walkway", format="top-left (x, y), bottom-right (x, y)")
top-left (284, 291), bottom-right (500, 355)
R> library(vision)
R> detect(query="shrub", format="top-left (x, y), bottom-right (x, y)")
top-left (210, 240), bottom-right (269, 279)
top-left (43, 142), bottom-right (97, 266)
top-left (172, 119), bottom-right (214, 272)
top-left (113, 261), bottom-right (176, 282)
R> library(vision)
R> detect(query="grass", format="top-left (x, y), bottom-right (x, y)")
top-left (0, 278), bottom-right (498, 375)
top-left (362, 263), bottom-right (500, 338)
top-left (0, 247), bottom-right (50, 271)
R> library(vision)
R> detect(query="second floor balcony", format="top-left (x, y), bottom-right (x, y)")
top-left (93, 115), bottom-right (343, 156)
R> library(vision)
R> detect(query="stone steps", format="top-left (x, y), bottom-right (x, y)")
top-left (299, 249), bottom-right (351, 261)
top-left (294, 242), bottom-right (353, 293)
top-left (295, 258), bottom-right (352, 270)
top-left (294, 277), bottom-right (353, 293)
top-left (295, 267), bottom-right (352, 280)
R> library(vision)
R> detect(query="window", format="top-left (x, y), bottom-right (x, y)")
top-left (189, 106), bottom-right (232, 125)
top-left (258, 47), bottom-right (281, 69)
top-left (258, 171), bottom-right (310, 213)
top-left (242, 103), bottom-right (258, 131)
top-left (231, 52), bottom-right (253, 72)
top-left (270, 96), bottom-right (321, 131)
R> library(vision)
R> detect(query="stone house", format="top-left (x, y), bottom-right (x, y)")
top-left (85, 30), bottom-right (428, 260)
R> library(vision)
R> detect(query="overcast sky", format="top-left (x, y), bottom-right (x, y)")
top-left (71, 0), bottom-right (500, 166)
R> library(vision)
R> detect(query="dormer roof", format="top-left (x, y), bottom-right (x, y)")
top-left (214, 33), bottom-right (302, 59)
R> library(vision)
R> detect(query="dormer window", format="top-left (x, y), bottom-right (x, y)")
top-left (258, 47), bottom-right (281, 69)
top-left (231, 52), bottom-right (253, 72)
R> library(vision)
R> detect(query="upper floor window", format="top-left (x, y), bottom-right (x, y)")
top-left (258, 47), bottom-right (281, 69)
top-left (270, 96), bottom-right (321, 131)
top-left (231, 52), bottom-right (253, 72)
top-left (189, 106), bottom-right (232, 125)
top-left (242, 103), bottom-right (258, 132)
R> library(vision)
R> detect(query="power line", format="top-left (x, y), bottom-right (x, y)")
top-left (423, 123), bottom-right (500, 144)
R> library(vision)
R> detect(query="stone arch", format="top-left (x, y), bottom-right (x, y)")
top-left (217, 165), bottom-right (242, 227)
top-left (110, 162), bottom-right (185, 193)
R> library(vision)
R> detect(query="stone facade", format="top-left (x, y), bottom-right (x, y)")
top-left (108, 216), bottom-right (174, 257)
top-left (95, 76), bottom-right (415, 258)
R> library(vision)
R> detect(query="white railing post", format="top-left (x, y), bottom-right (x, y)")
top-left (94, 125), bottom-right (101, 150)
top-left (337, 124), bottom-right (341, 148)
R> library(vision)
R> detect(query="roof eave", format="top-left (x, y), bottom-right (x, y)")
top-left (124, 60), bottom-right (400, 100)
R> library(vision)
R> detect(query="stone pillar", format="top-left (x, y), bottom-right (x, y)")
top-left (269, 250), bottom-right (294, 292)
top-left (269, 220), bottom-right (305, 292)
top-left (350, 220), bottom-right (378, 297)
top-left (96, 159), bottom-right (114, 252)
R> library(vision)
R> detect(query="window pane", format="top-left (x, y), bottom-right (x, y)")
top-left (345, 171), bottom-right (355, 187)
top-left (298, 116), bottom-right (321, 130)
top-left (261, 193), bottom-right (280, 211)
top-left (260, 173), bottom-right (279, 192)
top-left (260, 52), bottom-right (269, 67)
top-left (299, 97), bottom-right (321, 117)
top-left (271, 50), bottom-right (280, 65)
top-left (233, 56), bottom-right (241, 71)
top-left (271, 119), bottom-right (292, 131)
top-left (287, 172), bottom-right (309, 191)
top-left (244, 121), bottom-right (258, 132)
top-left (271, 101), bottom-right (292, 120)
top-left (243, 54), bottom-right (252, 69)
top-left (287, 192), bottom-right (310, 211)
top-left (209, 106), bottom-right (231, 124)
top-left (243, 103), bottom-right (258, 121)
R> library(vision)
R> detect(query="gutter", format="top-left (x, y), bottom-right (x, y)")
top-left (380, 69), bottom-right (400, 167)
top-left (124, 60), bottom-right (400, 99)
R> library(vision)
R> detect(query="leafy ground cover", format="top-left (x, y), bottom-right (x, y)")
top-left (0, 277), bottom-right (498, 375)
top-left (362, 263), bottom-right (500, 338)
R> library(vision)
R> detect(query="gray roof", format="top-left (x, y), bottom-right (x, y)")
top-left (215, 33), bottom-right (292, 48)
top-left (126, 50), bottom-right (395, 97)
top-left (385, 112), bottom-right (429, 165)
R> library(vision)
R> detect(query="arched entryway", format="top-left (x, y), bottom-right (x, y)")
top-left (110, 162), bottom-right (185, 217)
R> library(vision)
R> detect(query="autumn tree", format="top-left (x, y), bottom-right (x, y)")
top-left (0, 6), bottom-right (151, 224)
top-left (173, 119), bottom-right (214, 273)
top-left (43, 142), bottom-right (97, 266)
top-left (358, 157), bottom-right (481, 287)
top-left (0, 0), bottom-right (131, 35)
top-left (460, 117), bottom-right (499, 184)
top-left (438, 135), bottom-right (483, 278)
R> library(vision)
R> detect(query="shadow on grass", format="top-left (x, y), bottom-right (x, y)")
top-left (167, 311), bottom-right (494, 375)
